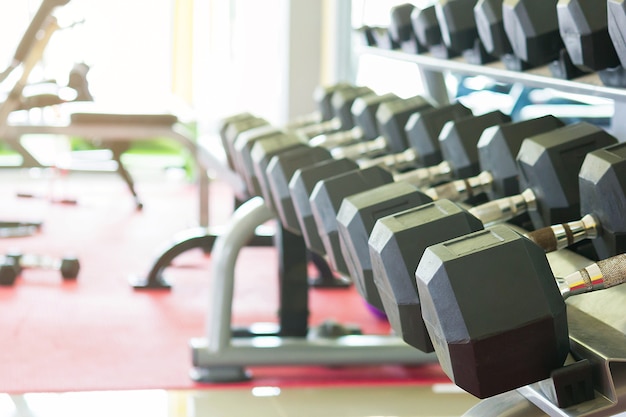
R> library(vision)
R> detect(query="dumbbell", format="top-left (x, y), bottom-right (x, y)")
top-left (411, 5), bottom-right (459, 59)
top-left (336, 115), bottom-right (563, 314)
top-left (503, 0), bottom-right (585, 79)
top-left (474, 0), bottom-right (532, 71)
top-left (435, 0), bottom-right (496, 64)
top-left (556, 0), bottom-right (620, 73)
top-left (416, 224), bottom-right (626, 398)
top-left (0, 251), bottom-right (80, 286)
top-left (310, 111), bottom-right (510, 276)
top-left (525, 142), bottom-right (626, 259)
top-left (609, 0), bottom-right (626, 67)
top-left (367, 122), bottom-right (617, 351)
top-left (606, 0), bottom-right (626, 87)
top-left (424, 115), bottom-right (565, 203)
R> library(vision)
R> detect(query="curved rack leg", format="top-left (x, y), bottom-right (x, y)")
top-left (190, 198), bottom-right (436, 383)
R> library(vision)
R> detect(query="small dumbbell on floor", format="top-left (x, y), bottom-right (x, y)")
top-left (0, 251), bottom-right (80, 286)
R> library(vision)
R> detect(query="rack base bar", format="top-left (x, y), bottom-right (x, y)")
top-left (190, 334), bottom-right (436, 383)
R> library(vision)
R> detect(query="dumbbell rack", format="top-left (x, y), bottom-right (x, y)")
top-left (359, 46), bottom-right (626, 416)
top-left (363, 47), bottom-right (626, 130)
top-left (189, 197), bottom-right (435, 383)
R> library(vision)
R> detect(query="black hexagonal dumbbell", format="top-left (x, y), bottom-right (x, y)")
top-left (503, 0), bottom-right (585, 79)
top-left (606, 0), bottom-right (626, 87)
top-left (435, 0), bottom-right (496, 64)
top-left (424, 115), bottom-right (565, 203)
top-left (367, 122), bottom-right (616, 351)
top-left (474, 0), bottom-right (532, 70)
top-left (525, 141), bottom-right (626, 259)
top-left (416, 224), bottom-right (626, 398)
top-left (557, 0), bottom-right (620, 72)
top-left (411, 4), bottom-right (459, 59)
top-left (311, 111), bottom-right (509, 277)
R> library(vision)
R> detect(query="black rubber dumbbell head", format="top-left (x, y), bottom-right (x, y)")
top-left (223, 117), bottom-right (271, 170)
top-left (313, 82), bottom-right (355, 122)
top-left (516, 122), bottom-right (618, 228)
top-left (330, 86), bottom-right (376, 132)
top-left (266, 146), bottom-right (333, 234)
top-left (390, 3), bottom-right (425, 53)
top-left (60, 257), bottom-right (80, 279)
top-left (438, 110), bottom-right (511, 180)
top-left (435, 0), bottom-right (480, 53)
top-left (416, 225), bottom-right (569, 398)
top-left (436, 0), bottom-right (496, 63)
top-left (336, 182), bottom-right (432, 310)
top-left (0, 261), bottom-right (18, 286)
top-left (290, 158), bottom-right (360, 254)
top-left (376, 95), bottom-right (433, 153)
top-left (608, 0), bottom-right (626, 68)
top-left (405, 102), bottom-right (473, 168)
top-left (502, 0), bottom-right (563, 66)
top-left (411, 5), bottom-right (458, 58)
top-left (474, 0), bottom-right (512, 57)
top-left (231, 125), bottom-right (283, 180)
top-left (310, 166), bottom-right (394, 275)
top-left (477, 115), bottom-right (565, 200)
top-left (369, 199), bottom-right (483, 351)
top-left (557, 0), bottom-right (620, 72)
top-left (250, 134), bottom-right (307, 209)
top-left (351, 93), bottom-right (400, 141)
top-left (579, 142), bottom-right (626, 259)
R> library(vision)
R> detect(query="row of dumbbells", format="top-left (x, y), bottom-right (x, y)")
top-left (218, 83), bottom-right (626, 401)
top-left (0, 252), bottom-right (80, 286)
top-left (360, 0), bottom-right (626, 85)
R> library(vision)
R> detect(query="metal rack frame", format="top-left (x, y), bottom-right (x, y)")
top-left (189, 197), bottom-right (436, 383)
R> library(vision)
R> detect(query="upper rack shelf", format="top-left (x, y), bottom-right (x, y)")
top-left (359, 46), bottom-right (626, 103)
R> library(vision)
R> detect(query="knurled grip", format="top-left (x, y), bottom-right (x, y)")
top-left (525, 227), bottom-right (558, 252)
top-left (595, 254), bottom-right (626, 288)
